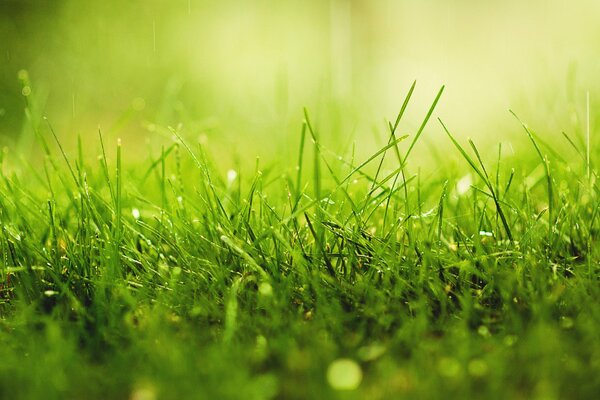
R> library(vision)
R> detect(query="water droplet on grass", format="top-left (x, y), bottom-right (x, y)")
top-left (357, 343), bottom-right (386, 361)
top-left (227, 169), bottom-right (238, 185)
top-left (259, 282), bottom-right (272, 296)
top-left (468, 359), bottom-right (489, 377)
top-left (503, 335), bottom-right (518, 347)
top-left (327, 358), bottom-right (362, 390)
top-left (17, 69), bottom-right (28, 81)
top-left (438, 357), bottom-right (461, 378)
top-left (132, 208), bottom-right (141, 219)
top-left (456, 174), bottom-right (472, 195)
top-left (477, 325), bottom-right (491, 337)
top-left (560, 316), bottom-right (574, 329)
top-left (130, 384), bottom-right (156, 400)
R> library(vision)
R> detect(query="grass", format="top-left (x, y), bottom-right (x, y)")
top-left (0, 81), bottom-right (599, 400)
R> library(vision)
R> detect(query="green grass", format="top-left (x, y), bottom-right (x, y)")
top-left (1, 82), bottom-right (599, 400)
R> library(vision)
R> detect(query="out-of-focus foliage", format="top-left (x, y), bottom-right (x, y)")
top-left (1, 0), bottom-right (599, 157)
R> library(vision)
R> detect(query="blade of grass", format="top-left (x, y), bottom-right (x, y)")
top-left (439, 118), bottom-right (513, 242)
top-left (510, 111), bottom-right (554, 242)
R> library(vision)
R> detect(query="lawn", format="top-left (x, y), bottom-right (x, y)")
top-left (1, 79), bottom-right (598, 399)
top-left (1, 1), bottom-right (599, 399)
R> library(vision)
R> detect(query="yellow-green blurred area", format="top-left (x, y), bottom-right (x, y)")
top-left (1, 0), bottom-right (599, 166)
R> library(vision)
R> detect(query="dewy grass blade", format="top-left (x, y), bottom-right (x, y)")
top-left (402, 85), bottom-right (445, 164)
top-left (439, 118), bottom-right (513, 241)
top-left (368, 81), bottom-right (417, 198)
top-left (511, 110), bottom-right (554, 241)
top-left (98, 129), bottom-right (115, 205)
top-left (295, 122), bottom-right (307, 206)
top-left (340, 135), bottom-right (409, 185)
top-left (587, 91), bottom-right (591, 180)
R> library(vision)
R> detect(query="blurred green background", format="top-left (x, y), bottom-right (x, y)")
top-left (1, 0), bottom-right (599, 163)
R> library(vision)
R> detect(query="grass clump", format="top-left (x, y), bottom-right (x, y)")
top-left (0, 84), bottom-right (599, 399)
